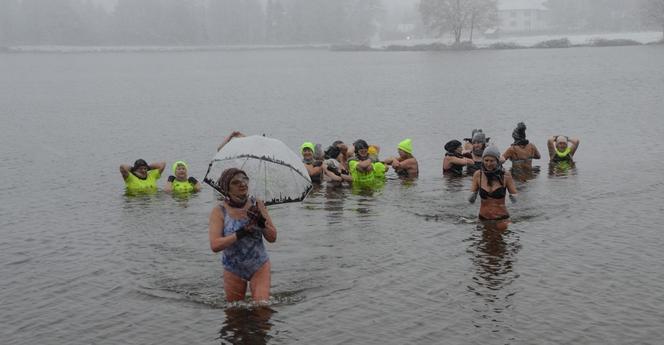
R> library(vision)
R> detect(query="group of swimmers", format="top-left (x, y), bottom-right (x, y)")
top-left (120, 123), bottom-right (579, 304)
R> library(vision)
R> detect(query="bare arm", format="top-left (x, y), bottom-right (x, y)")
top-left (217, 131), bottom-right (244, 152)
top-left (569, 137), bottom-right (580, 156)
top-left (547, 136), bottom-right (556, 159)
top-left (164, 180), bottom-right (173, 193)
top-left (208, 206), bottom-right (238, 252)
top-left (149, 161), bottom-right (166, 174)
top-left (194, 181), bottom-right (202, 192)
top-left (505, 173), bottom-right (518, 196)
top-left (119, 164), bottom-right (131, 180)
top-left (357, 159), bottom-right (373, 172)
top-left (471, 171), bottom-right (480, 193)
top-left (532, 144), bottom-right (541, 160)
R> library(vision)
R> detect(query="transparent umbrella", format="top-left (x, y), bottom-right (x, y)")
top-left (203, 135), bottom-right (312, 205)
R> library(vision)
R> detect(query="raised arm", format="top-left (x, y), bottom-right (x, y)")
top-left (568, 137), bottom-right (580, 156)
top-left (547, 136), bottom-right (557, 159)
top-left (149, 161), bottom-right (166, 174)
top-left (119, 164), bottom-right (131, 180)
top-left (255, 201), bottom-right (277, 243)
top-left (217, 131), bottom-right (245, 152)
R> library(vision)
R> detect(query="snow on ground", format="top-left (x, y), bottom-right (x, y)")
top-left (378, 31), bottom-right (663, 48)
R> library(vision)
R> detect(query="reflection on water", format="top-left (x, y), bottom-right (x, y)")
top-left (509, 165), bottom-right (541, 182)
top-left (548, 161), bottom-right (577, 177)
top-left (219, 306), bottom-right (275, 345)
top-left (467, 222), bottom-right (521, 329)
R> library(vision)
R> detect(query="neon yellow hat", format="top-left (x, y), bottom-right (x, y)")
top-left (398, 139), bottom-right (413, 155)
top-left (172, 160), bottom-right (188, 175)
top-left (301, 142), bottom-right (315, 155)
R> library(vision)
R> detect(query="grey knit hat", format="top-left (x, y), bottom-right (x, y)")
top-left (482, 145), bottom-right (501, 160)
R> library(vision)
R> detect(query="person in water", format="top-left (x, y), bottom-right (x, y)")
top-left (348, 139), bottom-right (387, 188)
top-left (547, 135), bottom-right (580, 164)
top-left (383, 139), bottom-right (419, 178)
top-left (464, 130), bottom-right (489, 175)
top-left (323, 141), bottom-right (352, 183)
top-left (501, 122), bottom-right (541, 171)
top-left (218, 131), bottom-right (245, 152)
top-left (208, 168), bottom-right (277, 303)
top-left (468, 146), bottom-right (518, 230)
top-left (165, 161), bottom-right (201, 193)
top-left (119, 159), bottom-right (166, 193)
top-left (443, 139), bottom-right (474, 176)
top-left (301, 142), bottom-right (324, 183)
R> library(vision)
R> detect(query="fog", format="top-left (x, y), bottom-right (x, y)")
top-left (0, 0), bottom-right (662, 46)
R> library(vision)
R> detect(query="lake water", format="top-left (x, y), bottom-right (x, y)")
top-left (1, 46), bottom-right (664, 345)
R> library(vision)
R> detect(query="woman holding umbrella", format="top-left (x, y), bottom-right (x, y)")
top-left (208, 168), bottom-right (277, 303)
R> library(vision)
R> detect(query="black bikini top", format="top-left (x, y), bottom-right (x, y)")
top-left (479, 172), bottom-right (506, 199)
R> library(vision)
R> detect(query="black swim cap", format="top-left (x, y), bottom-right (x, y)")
top-left (132, 159), bottom-right (149, 171)
top-left (324, 145), bottom-right (341, 159)
top-left (354, 139), bottom-right (369, 151)
top-left (444, 140), bottom-right (462, 153)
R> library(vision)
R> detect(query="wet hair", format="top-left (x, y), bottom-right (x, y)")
top-left (444, 140), bottom-right (462, 153)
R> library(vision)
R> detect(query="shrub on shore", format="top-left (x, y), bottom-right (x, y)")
top-left (533, 38), bottom-right (571, 49)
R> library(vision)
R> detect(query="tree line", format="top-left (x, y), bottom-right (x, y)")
top-left (418, 0), bottom-right (664, 43)
top-left (0, 0), bottom-right (383, 46)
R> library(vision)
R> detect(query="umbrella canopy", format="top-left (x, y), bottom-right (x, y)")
top-left (203, 135), bottom-right (312, 205)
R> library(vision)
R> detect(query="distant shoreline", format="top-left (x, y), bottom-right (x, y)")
top-left (2, 32), bottom-right (662, 54)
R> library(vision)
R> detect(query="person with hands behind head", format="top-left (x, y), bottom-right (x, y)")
top-left (165, 161), bottom-right (201, 194)
top-left (208, 168), bottom-right (277, 303)
top-left (547, 135), bottom-right (580, 164)
top-left (119, 159), bottom-right (166, 194)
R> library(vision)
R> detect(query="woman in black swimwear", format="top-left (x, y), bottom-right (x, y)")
top-left (468, 145), bottom-right (518, 231)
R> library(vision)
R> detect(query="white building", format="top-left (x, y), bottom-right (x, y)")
top-left (497, 0), bottom-right (550, 34)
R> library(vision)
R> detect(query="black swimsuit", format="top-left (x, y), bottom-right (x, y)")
top-left (479, 173), bottom-right (506, 199)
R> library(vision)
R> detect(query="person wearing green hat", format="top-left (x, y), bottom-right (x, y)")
top-left (119, 159), bottom-right (166, 194)
top-left (165, 160), bottom-right (201, 193)
top-left (383, 138), bottom-right (418, 178)
top-left (301, 141), bottom-right (324, 183)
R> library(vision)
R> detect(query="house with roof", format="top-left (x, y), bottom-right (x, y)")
top-left (497, 0), bottom-right (550, 34)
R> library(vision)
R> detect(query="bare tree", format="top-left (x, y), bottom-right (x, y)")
top-left (419, 0), bottom-right (496, 44)
top-left (468, 0), bottom-right (497, 43)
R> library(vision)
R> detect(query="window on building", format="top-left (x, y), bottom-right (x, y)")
top-left (510, 21), bottom-right (517, 27)
top-left (525, 20), bottom-right (531, 28)
top-left (511, 11), bottom-right (517, 18)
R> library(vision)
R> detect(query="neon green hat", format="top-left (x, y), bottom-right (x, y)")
top-left (398, 139), bottom-right (413, 155)
top-left (172, 160), bottom-right (188, 174)
top-left (301, 142), bottom-right (315, 155)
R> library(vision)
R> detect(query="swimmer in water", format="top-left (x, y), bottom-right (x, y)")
top-left (468, 145), bottom-right (518, 231)
top-left (208, 168), bottom-right (277, 303)
top-left (464, 129), bottom-right (489, 175)
top-left (443, 139), bottom-right (474, 176)
top-left (119, 159), bottom-right (166, 193)
top-left (547, 135), bottom-right (580, 164)
top-left (301, 142), bottom-right (324, 184)
top-left (165, 161), bottom-right (201, 193)
top-left (383, 138), bottom-right (419, 178)
top-left (501, 122), bottom-right (541, 172)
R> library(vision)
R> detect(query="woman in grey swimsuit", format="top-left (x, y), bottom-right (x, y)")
top-left (208, 168), bottom-right (277, 303)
